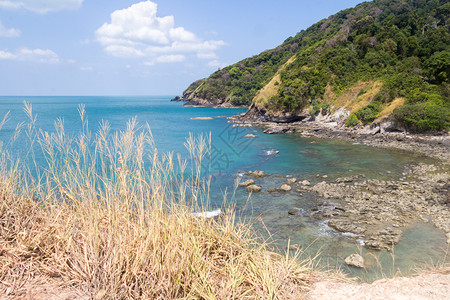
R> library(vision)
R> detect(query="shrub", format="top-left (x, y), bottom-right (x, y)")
top-left (309, 100), bottom-right (321, 116)
top-left (355, 102), bottom-right (382, 124)
top-left (345, 114), bottom-right (360, 127)
top-left (393, 102), bottom-right (450, 132)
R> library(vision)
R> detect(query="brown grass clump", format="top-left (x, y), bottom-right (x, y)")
top-left (323, 81), bottom-right (382, 113)
top-left (375, 97), bottom-right (405, 122)
top-left (0, 104), bottom-right (311, 299)
top-left (254, 56), bottom-right (296, 109)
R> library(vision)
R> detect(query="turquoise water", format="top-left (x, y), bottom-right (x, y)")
top-left (0, 96), bottom-right (447, 282)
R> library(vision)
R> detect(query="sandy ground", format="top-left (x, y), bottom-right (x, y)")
top-left (306, 268), bottom-right (450, 300)
top-left (1, 269), bottom-right (449, 299)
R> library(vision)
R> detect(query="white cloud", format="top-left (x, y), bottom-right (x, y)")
top-left (0, 21), bottom-right (20, 37)
top-left (155, 54), bottom-right (186, 63)
top-left (144, 54), bottom-right (186, 66)
top-left (96, 1), bottom-right (226, 65)
top-left (197, 52), bottom-right (217, 60)
top-left (0, 0), bottom-right (83, 13)
top-left (208, 60), bottom-right (228, 69)
top-left (0, 47), bottom-right (60, 63)
top-left (80, 66), bottom-right (93, 71)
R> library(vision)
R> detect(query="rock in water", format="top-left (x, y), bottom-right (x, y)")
top-left (286, 178), bottom-right (297, 184)
top-left (279, 184), bottom-right (292, 192)
top-left (190, 117), bottom-right (213, 120)
top-left (344, 254), bottom-right (365, 268)
top-left (238, 179), bottom-right (255, 187)
top-left (246, 185), bottom-right (262, 192)
top-left (288, 208), bottom-right (301, 215)
top-left (301, 180), bottom-right (311, 186)
top-left (247, 170), bottom-right (268, 178)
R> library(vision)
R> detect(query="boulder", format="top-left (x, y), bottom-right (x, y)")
top-left (244, 134), bottom-right (258, 138)
top-left (285, 178), bottom-right (297, 185)
top-left (288, 208), bottom-right (301, 215)
top-left (246, 185), bottom-right (262, 193)
top-left (278, 184), bottom-right (292, 192)
top-left (247, 170), bottom-right (268, 178)
top-left (301, 180), bottom-right (311, 186)
top-left (344, 254), bottom-right (365, 268)
top-left (238, 179), bottom-right (255, 187)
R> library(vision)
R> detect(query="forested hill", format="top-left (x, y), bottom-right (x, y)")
top-left (179, 0), bottom-right (449, 132)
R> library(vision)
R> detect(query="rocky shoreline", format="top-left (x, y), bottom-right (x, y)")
top-left (230, 111), bottom-right (450, 162)
top-left (239, 162), bottom-right (449, 252)
top-left (231, 112), bottom-right (450, 251)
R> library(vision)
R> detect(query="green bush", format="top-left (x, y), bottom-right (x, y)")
top-left (355, 102), bottom-right (382, 125)
top-left (345, 114), bottom-right (360, 127)
top-left (393, 103), bottom-right (450, 132)
top-left (321, 102), bottom-right (330, 115)
top-left (309, 100), bottom-right (321, 116)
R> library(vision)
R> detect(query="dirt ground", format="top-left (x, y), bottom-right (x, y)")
top-left (1, 269), bottom-right (449, 299)
top-left (306, 268), bottom-right (450, 300)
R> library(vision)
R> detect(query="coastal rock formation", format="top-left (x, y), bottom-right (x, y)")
top-left (309, 163), bottom-right (450, 250)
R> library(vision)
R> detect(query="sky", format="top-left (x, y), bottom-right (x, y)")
top-left (0, 0), bottom-right (364, 96)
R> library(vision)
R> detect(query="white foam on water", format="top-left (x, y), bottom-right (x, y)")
top-left (265, 149), bottom-right (278, 155)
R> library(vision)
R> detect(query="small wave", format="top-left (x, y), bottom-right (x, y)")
top-left (265, 150), bottom-right (279, 155)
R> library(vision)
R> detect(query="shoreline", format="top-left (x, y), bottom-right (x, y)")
top-left (230, 112), bottom-right (450, 163)
top-left (229, 110), bottom-right (450, 252)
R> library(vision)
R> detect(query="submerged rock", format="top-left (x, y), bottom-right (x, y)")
top-left (190, 117), bottom-right (213, 120)
top-left (246, 185), bottom-right (262, 192)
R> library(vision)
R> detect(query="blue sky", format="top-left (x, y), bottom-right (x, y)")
top-left (0, 0), bottom-right (363, 96)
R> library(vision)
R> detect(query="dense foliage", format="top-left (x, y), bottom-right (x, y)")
top-left (184, 0), bottom-right (449, 132)
top-left (187, 44), bottom-right (298, 106)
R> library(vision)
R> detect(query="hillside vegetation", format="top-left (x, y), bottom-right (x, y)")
top-left (181, 0), bottom-right (449, 132)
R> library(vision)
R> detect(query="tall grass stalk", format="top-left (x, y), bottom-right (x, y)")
top-left (0, 104), bottom-right (311, 299)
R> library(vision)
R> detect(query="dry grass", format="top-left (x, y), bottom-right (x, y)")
top-left (324, 81), bottom-right (382, 114)
top-left (254, 56), bottom-right (296, 108)
top-left (375, 97), bottom-right (405, 122)
top-left (0, 104), bottom-right (312, 299)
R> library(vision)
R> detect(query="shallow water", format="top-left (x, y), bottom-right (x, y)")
top-left (0, 96), bottom-right (447, 282)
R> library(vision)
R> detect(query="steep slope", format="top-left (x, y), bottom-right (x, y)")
top-left (179, 0), bottom-right (449, 132)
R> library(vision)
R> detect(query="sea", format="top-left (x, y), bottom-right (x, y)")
top-left (0, 96), bottom-right (448, 282)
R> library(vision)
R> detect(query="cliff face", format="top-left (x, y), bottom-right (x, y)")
top-left (179, 0), bottom-right (449, 132)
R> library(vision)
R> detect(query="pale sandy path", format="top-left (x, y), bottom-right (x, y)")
top-left (306, 269), bottom-right (450, 300)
